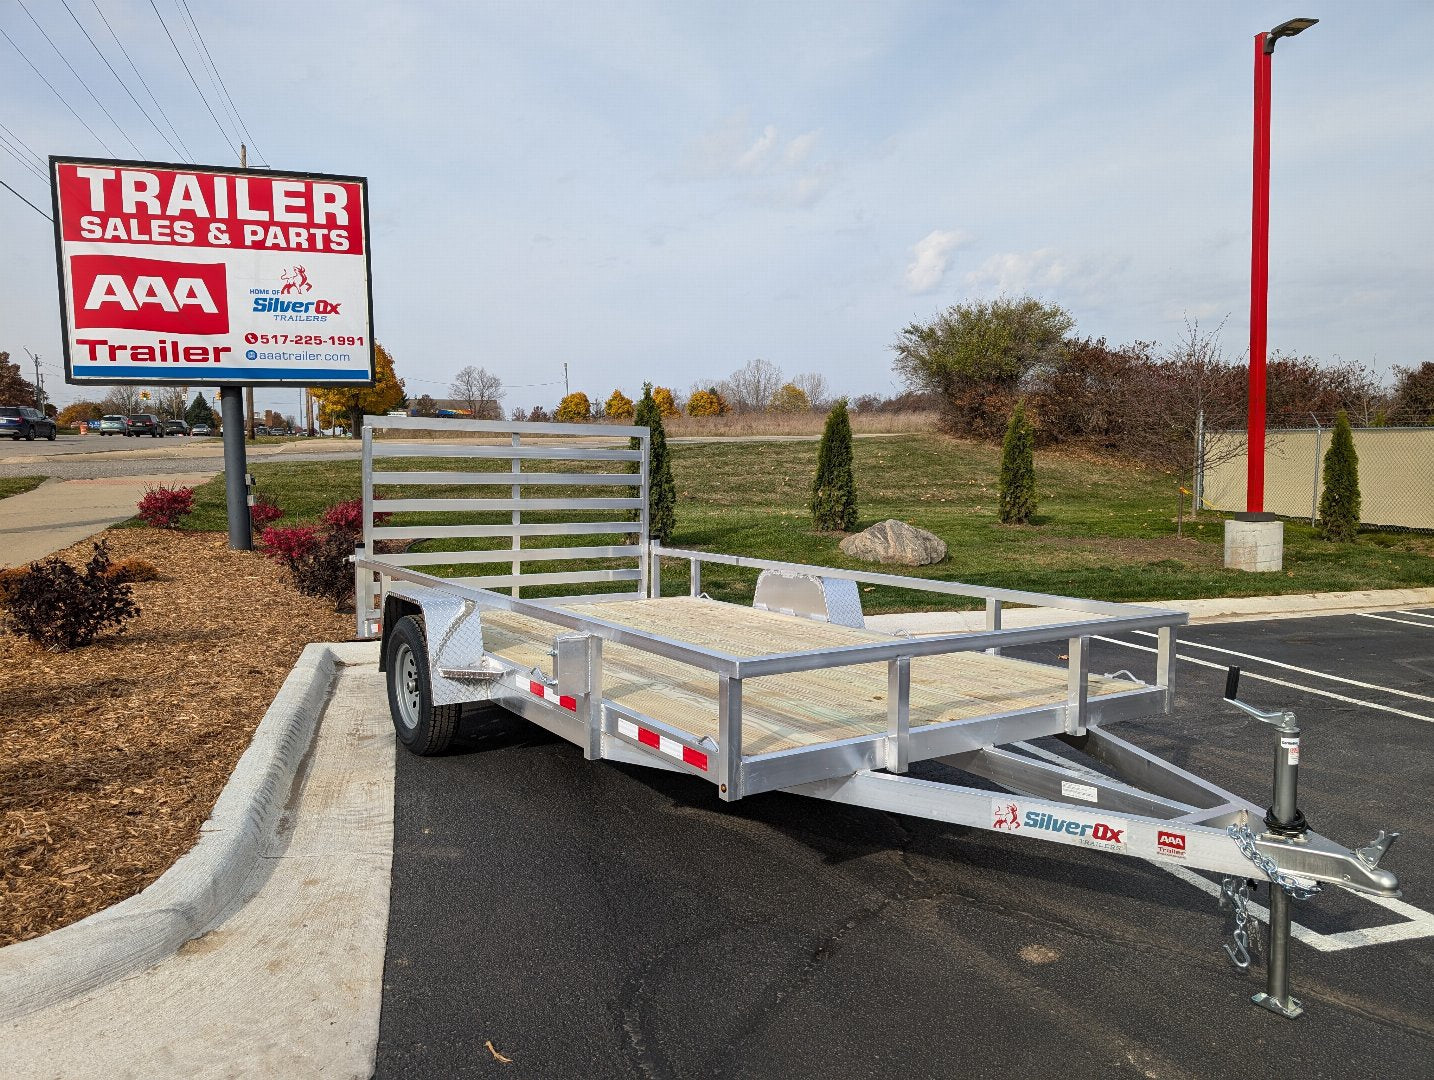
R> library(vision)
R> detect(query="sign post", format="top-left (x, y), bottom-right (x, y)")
top-left (50, 156), bottom-right (374, 549)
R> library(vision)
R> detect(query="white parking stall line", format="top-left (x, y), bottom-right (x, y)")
top-left (1358, 612), bottom-right (1434, 629)
top-left (1160, 864), bottom-right (1434, 952)
top-left (1092, 636), bottom-right (1434, 724)
top-left (1393, 610), bottom-right (1434, 621)
top-left (1016, 743), bottom-right (1434, 951)
top-left (1129, 630), bottom-right (1434, 704)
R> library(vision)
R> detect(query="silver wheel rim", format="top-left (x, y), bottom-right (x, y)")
top-left (394, 642), bottom-right (421, 731)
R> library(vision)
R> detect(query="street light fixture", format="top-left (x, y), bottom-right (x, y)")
top-left (1244, 16), bottom-right (1318, 520)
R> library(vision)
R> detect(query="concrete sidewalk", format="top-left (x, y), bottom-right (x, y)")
top-left (1, 651), bottom-right (392, 1080)
top-left (0, 472), bottom-right (216, 566)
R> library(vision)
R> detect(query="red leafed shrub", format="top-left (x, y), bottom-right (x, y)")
top-left (320, 498), bottom-right (387, 537)
top-left (249, 492), bottom-right (284, 529)
top-left (260, 524), bottom-right (320, 563)
top-left (320, 498), bottom-right (364, 537)
top-left (0, 540), bottom-right (139, 649)
top-left (136, 485), bottom-right (195, 528)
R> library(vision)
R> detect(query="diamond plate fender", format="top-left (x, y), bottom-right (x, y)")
top-left (752, 569), bottom-right (865, 628)
top-left (383, 583), bottom-right (494, 706)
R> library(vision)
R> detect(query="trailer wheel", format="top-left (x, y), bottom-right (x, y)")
top-left (385, 615), bottom-right (460, 756)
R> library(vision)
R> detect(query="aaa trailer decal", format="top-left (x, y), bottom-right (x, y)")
top-left (990, 799), bottom-right (1129, 850)
top-left (52, 157), bottom-right (373, 387)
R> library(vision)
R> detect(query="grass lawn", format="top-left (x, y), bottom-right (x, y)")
top-left (174, 435), bottom-right (1434, 611)
top-left (0, 476), bottom-right (47, 500)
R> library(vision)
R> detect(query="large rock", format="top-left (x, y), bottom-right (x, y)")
top-left (838, 519), bottom-right (947, 566)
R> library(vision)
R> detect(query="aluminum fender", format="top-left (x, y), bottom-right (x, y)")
top-left (385, 583), bottom-right (493, 707)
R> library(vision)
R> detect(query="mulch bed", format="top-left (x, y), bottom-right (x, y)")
top-left (0, 529), bottom-right (350, 947)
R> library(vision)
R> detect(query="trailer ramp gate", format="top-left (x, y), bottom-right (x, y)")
top-left (354, 416), bottom-right (1404, 1020)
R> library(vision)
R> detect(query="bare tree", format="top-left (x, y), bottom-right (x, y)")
top-left (156, 385), bottom-right (189, 418)
top-left (412, 394), bottom-right (438, 417)
top-left (100, 386), bottom-right (143, 415)
top-left (449, 365), bottom-right (504, 419)
top-left (790, 372), bottom-right (829, 410)
top-left (718, 357), bottom-right (785, 412)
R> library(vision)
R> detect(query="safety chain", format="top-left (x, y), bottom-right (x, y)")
top-left (1227, 823), bottom-right (1323, 900)
top-left (1218, 877), bottom-right (1256, 970)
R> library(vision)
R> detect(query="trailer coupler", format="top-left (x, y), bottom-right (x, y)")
top-left (1218, 668), bottom-right (1400, 1019)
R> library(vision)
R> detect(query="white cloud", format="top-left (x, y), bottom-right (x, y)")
top-left (904, 230), bottom-right (973, 293)
top-left (963, 248), bottom-right (1123, 301)
top-left (682, 117), bottom-right (831, 207)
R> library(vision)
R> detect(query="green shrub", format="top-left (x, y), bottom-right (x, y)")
top-left (632, 383), bottom-right (676, 544)
top-left (999, 399), bottom-right (1037, 524)
top-left (810, 399), bottom-right (857, 531)
top-left (1318, 410), bottom-right (1360, 541)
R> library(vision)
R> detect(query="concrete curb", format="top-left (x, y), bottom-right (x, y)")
top-left (0, 640), bottom-right (375, 1024)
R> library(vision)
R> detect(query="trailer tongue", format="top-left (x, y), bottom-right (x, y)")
top-left (354, 416), bottom-right (1402, 1019)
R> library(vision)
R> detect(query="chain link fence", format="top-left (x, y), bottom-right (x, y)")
top-left (1198, 420), bottom-right (1434, 531)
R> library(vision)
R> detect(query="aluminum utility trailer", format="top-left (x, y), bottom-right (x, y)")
top-left (353, 416), bottom-right (1402, 1018)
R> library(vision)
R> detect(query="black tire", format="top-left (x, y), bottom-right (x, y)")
top-left (385, 615), bottom-right (460, 756)
top-left (24, 425), bottom-right (35, 441)
top-left (46, 426), bottom-right (55, 441)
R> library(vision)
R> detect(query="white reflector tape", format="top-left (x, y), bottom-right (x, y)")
top-left (616, 717), bottom-right (709, 771)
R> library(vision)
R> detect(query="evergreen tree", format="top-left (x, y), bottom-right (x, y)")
top-left (810, 399), bottom-right (857, 531)
top-left (998, 399), bottom-right (1037, 524)
top-left (631, 383), bottom-right (676, 544)
top-left (185, 392), bottom-right (217, 429)
top-left (1318, 409), bottom-right (1361, 541)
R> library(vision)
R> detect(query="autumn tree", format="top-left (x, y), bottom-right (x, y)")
top-left (449, 365), bottom-right (504, 419)
top-left (310, 342), bottom-right (405, 437)
top-left (1392, 362), bottom-right (1434, 424)
top-left (686, 388), bottom-right (729, 417)
top-left (555, 391), bottom-right (591, 423)
top-left (57, 401), bottom-right (103, 426)
top-left (769, 383), bottom-right (810, 413)
top-left (605, 389), bottom-right (635, 421)
top-left (0, 351), bottom-right (37, 405)
top-left (652, 386), bottom-right (679, 417)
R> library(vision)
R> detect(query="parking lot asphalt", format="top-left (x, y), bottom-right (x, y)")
top-left (377, 609), bottom-right (1434, 1079)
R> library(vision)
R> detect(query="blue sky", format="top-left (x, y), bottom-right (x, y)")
top-left (3, 1), bottom-right (1432, 417)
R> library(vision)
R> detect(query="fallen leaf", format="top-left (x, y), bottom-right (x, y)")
top-left (485, 1040), bottom-right (513, 1064)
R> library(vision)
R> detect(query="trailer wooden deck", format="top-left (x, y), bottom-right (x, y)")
top-left (479, 596), bottom-right (1141, 755)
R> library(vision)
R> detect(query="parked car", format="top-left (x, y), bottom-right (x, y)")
top-left (99, 414), bottom-right (129, 436)
top-left (192, 423), bottom-right (212, 436)
top-left (126, 413), bottom-right (165, 438)
top-left (0, 405), bottom-right (57, 441)
top-left (162, 419), bottom-right (190, 436)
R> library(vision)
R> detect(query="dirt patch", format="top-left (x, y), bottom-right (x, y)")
top-left (0, 528), bottom-right (349, 947)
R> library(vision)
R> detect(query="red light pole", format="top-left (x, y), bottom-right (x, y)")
top-left (1247, 18), bottom-right (1318, 513)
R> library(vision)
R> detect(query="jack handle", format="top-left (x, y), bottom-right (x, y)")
top-left (1223, 666), bottom-right (1297, 732)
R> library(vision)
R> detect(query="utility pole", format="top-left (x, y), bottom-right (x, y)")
top-left (563, 362), bottom-right (569, 398)
top-left (24, 348), bottom-right (44, 411)
top-left (219, 142), bottom-right (254, 549)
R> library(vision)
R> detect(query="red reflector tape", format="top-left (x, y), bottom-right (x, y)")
top-left (616, 717), bottom-right (709, 772)
top-left (527, 680), bottom-right (576, 712)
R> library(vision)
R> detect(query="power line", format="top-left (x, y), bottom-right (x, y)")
top-left (147, 0), bottom-right (237, 158)
top-left (177, 0), bottom-right (266, 166)
top-left (58, 0), bottom-right (183, 159)
top-left (0, 176), bottom-right (52, 221)
top-left (0, 120), bottom-right (45, 170)
top-left (0, 137), bottom-right (46, 183)
top-left (15, 0), bottom-right (142, 156)
top-left (0, 25), bottom-right (117, 155)
top-left (89, 0), bottom-right (193, 160)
